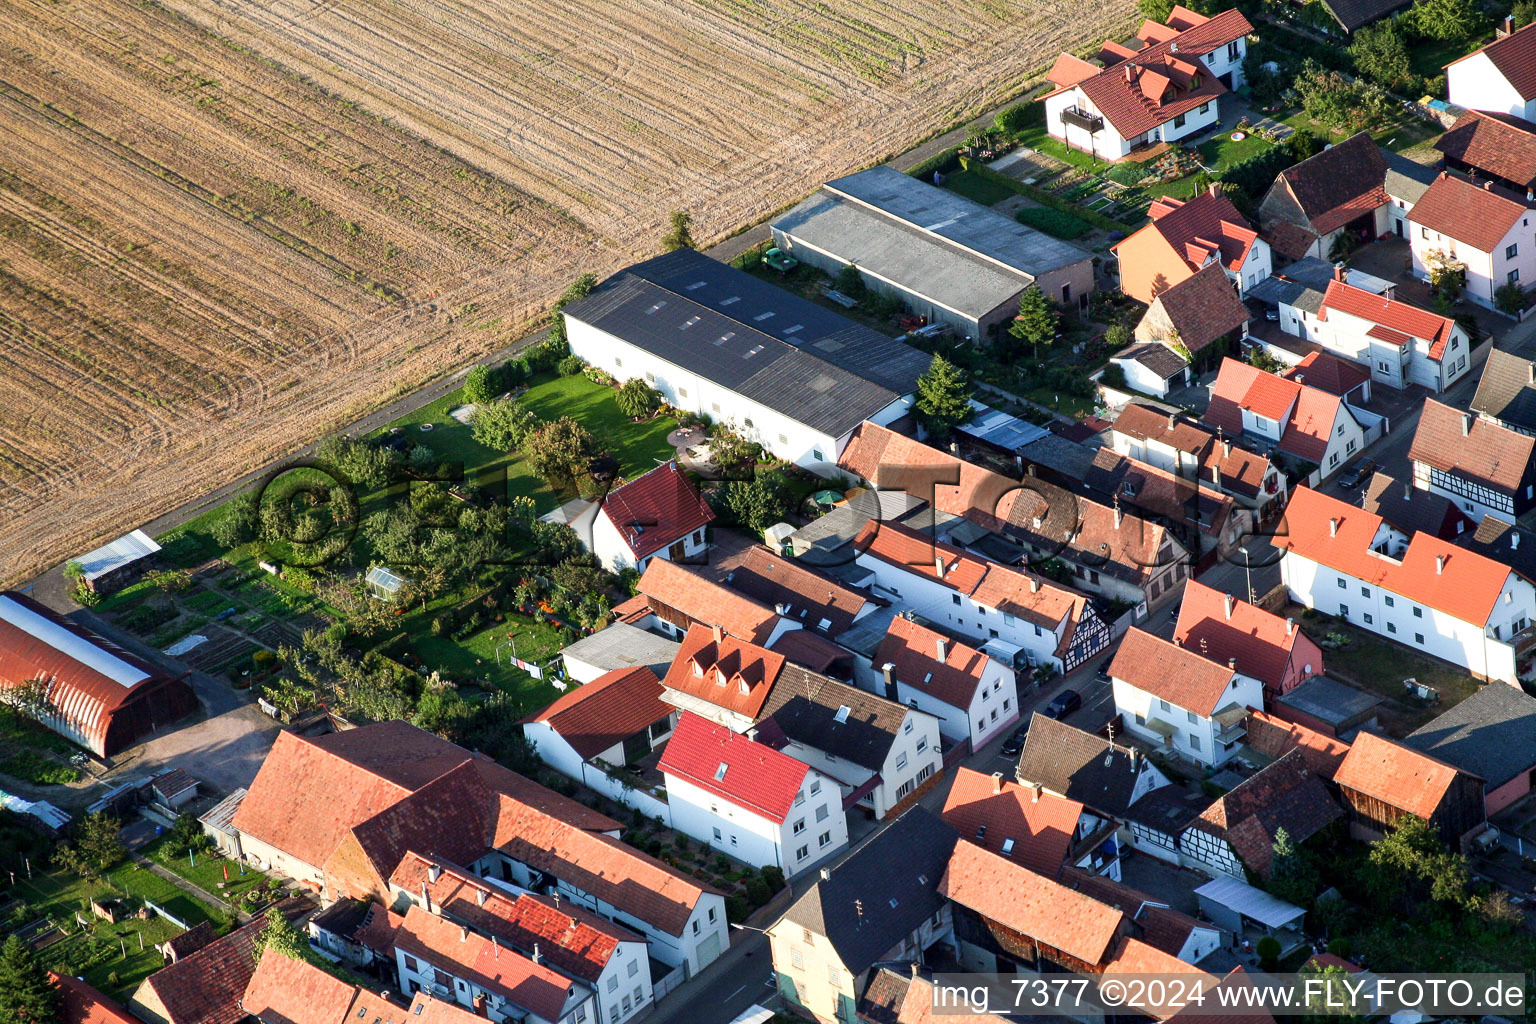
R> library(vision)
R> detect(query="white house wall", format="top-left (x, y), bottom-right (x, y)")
top-left (892, 655), bottom-right (1019, 750)
top-left (1112, 673), bottom-right (1263, 767)
top-left (1448, 51), bottom-right (1536, 120)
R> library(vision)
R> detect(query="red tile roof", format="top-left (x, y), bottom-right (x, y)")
top-left (638, 558), bottom-right (778, 643)
top-left (1264, 221), bottom-right (1320, 262)
top-left (390, 853), bottom-right (638, 983)
top-left (1318, 280), bottom-right (1456, 360)
top-left (1058, 869), bottom-right (1205, 958)
top-left (1174, 581), bottom-right (1319, 692)
top-left (1054, 9), bottom-right (1250, 139)
top-left (524, 666), bottom-right (671, 759)
top-left (405, 994), bottom-right (487, 1024)
top-left (940, 839), bottom-right (1124, 965)
top-left (723, 545), bottom-right (870, 636)
top-left (838, 422), bottom-right (1172, 586)
top-left (133, 914), bottom-right (272, 1024)
top-left (1409, 173), bottom-right (1529, 254)
top-left (240, 950), bottom-right (363, 1024)
top-left (658, 711), bottom-right (809, 823)
top-left (597, 461), bottom-right (714, 560)
top-left (1276, 486), bottom-right (1515, 624)
top-left (1085, 450), bottom-right (1236, 538)
top-left (1168, 967), bottom-right (1277, 1024)
top-left (661, 624), bottom-right (785, 719)
top-left (1245, 710), bottom-right (1351, 778)
top-left (1103, 938), bottom-right (1216, 1018)
top-left (875, 615), bottom-right (990, 711)
top-left (1448, 22), bottom-right (1536, 101)
top-left (1409, 397), bottom-right (1536, 493)
top-left (1137, 189), bottom-right (1259, 274)
top-left (1333, 731), bottom-right (1467, 819)
top-left (393, 906), bottom-right (575, 1022)
top-left (855, 519), bottom-right (1088, 638)
top-left (1047, 53), bottom-right (1101, 89)
top-left (765, 628), bottom-right (848, 672)
top-left (1147, 263), bottom-right (1251, 353)
top-left (1111, 405), bottom-right (1273, 501)
top-left (54, 974), bottom-right (138, 1024)
top-left (1269, 133), bottom-right (1389, 236)
top-left (1109, 628), bottom-right (1240, 717)
top-left (1435, 110), bottom-right (1536, 189)
top-left (1204, 358), bottom-right (1345, 463)
top-left (940, 767), bottom-right (1083, 876)
top-left (1188, 749), bottom-right (1342, 876)
top-left (1282, 351), bottom-right (1371, 397)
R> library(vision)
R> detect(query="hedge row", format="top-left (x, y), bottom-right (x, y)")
top-left (906, 145), bottom-right (964, 180)
top-left (1214, 144), bottom-right (1299, 200)
top-left (1016, 206), bottom-right (1092, 240)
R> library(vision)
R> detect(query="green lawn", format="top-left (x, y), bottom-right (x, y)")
top-left (942, 168), bottom-right (1017, 206)
top-left (1196, 130), bottom-right (1273, 172)
top-left (1297, 611), bottom-right (1478, 729)
top-left (6, 863), bottom-right (229, 1003)
top-left (139, 835), bottom-right (271, 907)
top-left (386, 613), bottom-right (567, 704)
top-left (1015, 125), bottom-right (1102, 171)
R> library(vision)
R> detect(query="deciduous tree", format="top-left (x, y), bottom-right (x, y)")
top-left (462, 364), bottom-right (496, 406)
top-left (523, 417), bottom-right (598, 493)
top-left (662, 210), bottom-right (695, 251)
top-left (470, 398), bottom-right (538, 452)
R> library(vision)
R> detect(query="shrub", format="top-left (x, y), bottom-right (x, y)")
top-left (744, 875), bottom-right (772, 907)
top-left (906, 145), bottom-right (963, 180)
top-left (725, 895), bottom-right (750, 923)
top-left (1496, 281), bottom-right (1527, 315)
top-left (556, 354), bottom-right (586, 377)
top-left (834, 263), bottom-right (866, 297)
top-left (1256, 935), bottom-right (1282, 969)
top-left (462, 364), bottom-right (496, 405)
top-left (1104, 324), bottom-right (1132, 350)
top-left (761, 865), bottom-right (786, 892)
top-left (1099, 362), bottom-right (1127, 390)
top-left (1016, 206), bottom-right (1092, 240)
top-left (993, 101), bottom-right (1041, 137)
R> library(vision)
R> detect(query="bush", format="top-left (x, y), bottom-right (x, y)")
top-left (1216, 145), bottom-right (1298, 200)
top-left (462, 364), bottom-right (496, 405)
top-left (993, 101), bottom-right (1041, 137)
top-left (906, 145), bottom-right (963, 180)
top-left (556, 354), bottom-right (586, 377)
top-left (834, 264), bottom-right (866, 297)
top-left (1496, 281), bottom-right (1528, 315)
top-left (1256, 935), bottom-right (1282, 969)
top-left (744, 875), bottom-right (772, 907)
top-left (1016, 206), bottom-right (1092, 240)
top-left (761, 865), bottom-right (786, 892)
top-left (725, 895), bottom-right (750, 923)
top-left (1099, 362), bottom-right (1127, 390)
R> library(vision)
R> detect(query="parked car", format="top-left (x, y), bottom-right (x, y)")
top-left (1337, 458), bottom-right (1376, 490)
top-left (1000, 725), bottom-right (1028, 757)
top-left (1043, 689), bottom-right (1083, 720)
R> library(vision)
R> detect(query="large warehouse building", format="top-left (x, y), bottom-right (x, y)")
top-left (770, 166), bottom-right (1097, 342)
top-left (0, 591), bottom-right (197, 757)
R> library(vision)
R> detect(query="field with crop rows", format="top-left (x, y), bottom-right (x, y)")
top-left (0, 0), bottom-right (1133, 584)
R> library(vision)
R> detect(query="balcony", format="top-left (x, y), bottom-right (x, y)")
top-left (1060, 107), bottom-right (1105, 133)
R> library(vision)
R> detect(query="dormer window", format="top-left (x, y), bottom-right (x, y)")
top-left (715, 668), bottom-right (728, 687)
top-left (739, 679), bottom-right (751, 696)
top-left (691, 660), bottom-right (703, 678)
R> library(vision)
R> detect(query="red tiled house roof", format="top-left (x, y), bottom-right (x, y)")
top-left (1186, 749), bottom-right (1341, 876)
top-left (1245, 710), bottom-right (1351, 779)
top-left (54, 974), bottom-right (139, 1024)
top-left (1141, 262), bottom-right (1251, 353)
top-left (1333, 730), bottom-right (1469, 819)
top-left (723, 544), bottom-right (871, 636)
top-left (638, 558), bottom-right (778, 642)
top-left (523, 665), bottom-right (671, 759)
top-left (940, 839), bottom-right (1125, 966)
top-left (1049, 9), bottom-right (1251, 140)
top-left (1319, 269), bottom-right (1455, 362)
top-left (1108, 627), bottom-right (1241, 717)
top-left (390, 852), bottom-right (639, 983)
top-left (1276, 486), bottom-right (1515, 625)
top-left (875, 615), bottom-right (991, 710)
top-left (657, 711), bottom-right (809, 822)
top-left (1282, 351), bottom-right (1371, 397)
top-left (1259, 132), bottom-right (1388, 238)
top-left (1447, 22), bottom-right (1536, 101)
top-left (1111, 404), bottom-right (1274, 501)
top-left (1058, 869), bottom-right (1207, 958)
top-left (940, 766), bottom-right (1083, 877)
top-left (1144, 189), bottom-right (1260, 273)
top-left (660, 624), bottom-right (786, 720)
top-left (765, 628), bottom-right (848, 672)
top-left (393, 905), bottom-right (576, 1022)
top-left (1174, 580), bottom-right (1323, 693)
top-left (838, 421), bottom-right (1175, 588)
top-left (1409, 173), bottom-right (1529, 254)
top-left (240, 950), bottom-right (367, 1024)
top-left (1203, 358), bottom-right (1349, 463)
top-left (1409, 397), bottom-right (1536, 493)
top-left (597, 460), bottom-right (714, 560)
top-left (1084, 449), bottom-right (1236, 537)
top-left (130, 913), bottom-right (274, 1024)
top-left (1435, 110), bottom-right (1536, 190)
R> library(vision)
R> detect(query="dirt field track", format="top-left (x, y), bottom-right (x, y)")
top-left (0, 0), bottom-right (1132, 585)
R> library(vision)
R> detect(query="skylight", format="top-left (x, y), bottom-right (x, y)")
top-left (720, 296), bottom-right (741, 305)
top-left (715, 762), bottom-right (728, 781)
top-left (646, 301), bottom-right (667, 314)
top-left (685, 280), bottom-right (707, 290)
top-left (1001, 838), bottom-right (1016, 856)
top-left (681, 315), bottom-right (701, 329)
top-left (744, 344), bottom-right (765, 358)
top-left (753, 311), bottom-right (776, 321)
top-left (833, 705), bottom-right (851, 723)
top-left (782, 324), bottom-right (804, 335)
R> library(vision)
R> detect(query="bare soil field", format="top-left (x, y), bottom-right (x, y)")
top-left (0, 0), bottom-right (1132, 585)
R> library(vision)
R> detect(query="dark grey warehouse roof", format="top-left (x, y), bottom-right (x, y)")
top-left (1406, 683), bottom-right (1536, 789)
top-left (773, 167), bottom-right (1092, 322)
top-left (564, 249), bottom-right (928, 438)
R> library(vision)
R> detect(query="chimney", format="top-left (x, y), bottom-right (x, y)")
top-left (460, 924), bottom-right (470, 942)
top-left (1124, 64), bottom-right (1134, 82)
top-left (1505, 13), bottom-right (1515, 34)
top-left (1208, 182), bottom-right (1220, 198)
top-left (991, 771), bottom-right (1003, 795)
top-left (1212, 464), bottom-right (1222, 489)
top-left (820, 867), bottom-right (832, 881)
top-left (882, 661), bottom-right (895, 687)
top-left (936, 637), bottom-right (949, 661)
top-left (1462, 412), bottom-right (1473, 436)
top-left (1223, 593), bottom-right (1236, 619)
top-left (1333, 262), bottom-right (1346, 283)
top-left (1286, 617), bottom-right (1295, 638)
top-left (1228, 656), bottom-right (1238, 671)
top-left (911, 961), bottom-right (921, 979)
top-left (748, 726), bottom-right (758, 742)
top-left (1031, 783), bottom-right (1043, 802)
top-left (532, 943), bottom-right (541, 964)
top-left (774, 602), bottom-right (789, 616)
top-left (1436, 554), bottom-right (1446, 574)
top-left (1167, 411), bottom-right (1177, 429)
top-left (1030, 577), bottom-right (1041, 593)
top-left (935, 554), bottom-right (946, 578)
top-left (1514, 532), bottom-right (1522, 551)
top-left (428, 863), bottom-right (442, 883)
top-left (1223, 439), bottom-right (1232, 459)
top-left (1528, 362), bottom-right (1536, 385)
top-left (420, 881), bottom-right (430, 912)
top-left (711, 623), bottom-right (723, 644)
top-left (1328, 518), bottom-right (1338, 537)
top-left (1404, 481), bottom-right (1412, 501)
top-left (476, 888), bottom-right (488, 906)
top-left (1114, 503), bottom-right (1124, 529)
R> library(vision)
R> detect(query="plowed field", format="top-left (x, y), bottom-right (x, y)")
top-left (0, 0), bottom-right (1132, 583)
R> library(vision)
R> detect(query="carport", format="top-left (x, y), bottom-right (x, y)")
top-left (1195, 875), bottom-right (1306, 949)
